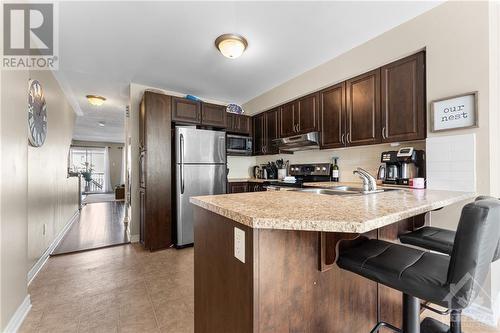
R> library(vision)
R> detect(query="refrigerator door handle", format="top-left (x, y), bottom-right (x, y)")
top-left (180, 133), bottom-right (185, 194)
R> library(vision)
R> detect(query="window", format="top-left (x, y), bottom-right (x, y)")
top-left (69, 147), bottom-right (105, 193)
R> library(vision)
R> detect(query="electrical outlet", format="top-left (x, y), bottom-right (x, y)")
top-left (42, 223), bottom-right (47, 236)
top-left (234, 227), bottom-right (245, 263)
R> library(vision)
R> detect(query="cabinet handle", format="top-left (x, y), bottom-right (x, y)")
top-left (346, 132), bottom-right (351, 144)
top-left (341, 133), bottom-right (345, 145)
top-left (382, 127), bottom-right (386, 140)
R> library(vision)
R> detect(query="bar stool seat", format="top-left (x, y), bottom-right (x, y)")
top-left (338, 239), bottom-right (450, 308)
top-left (399, 227), bottom-right (454, 255)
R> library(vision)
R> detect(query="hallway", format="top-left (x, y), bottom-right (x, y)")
top-left (51, 202), bottom-right (130, 255)
top-left (21, 245), bottom-right (194, 333)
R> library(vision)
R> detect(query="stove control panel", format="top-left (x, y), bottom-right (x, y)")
top-left (289, 163), bottom-right (331, 176)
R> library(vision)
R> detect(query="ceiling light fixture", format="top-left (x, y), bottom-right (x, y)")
top-left (215, 34), bottom-right (248, 59)
top-left (86, 95), bottom-right (106, 106)
top-left (98, 121), bottom-right (105, 127)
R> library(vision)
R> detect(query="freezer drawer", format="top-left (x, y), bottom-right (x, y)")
top-left (176, 163), bottom-right (226, 246)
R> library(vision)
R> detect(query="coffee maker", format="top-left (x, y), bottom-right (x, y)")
top-left (378, 147), bottom-right (425, 186)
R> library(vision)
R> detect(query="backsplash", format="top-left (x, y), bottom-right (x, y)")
top-left (228, 141), bottom-right (426, 182)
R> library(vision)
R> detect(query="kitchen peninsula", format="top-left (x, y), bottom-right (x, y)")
top-left (190, 188), bottom-right (474, 333)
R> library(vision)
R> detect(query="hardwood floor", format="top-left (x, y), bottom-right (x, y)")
top-left (21, 243), bottom-right (499, 333)
top-left (51, 202), bottom-right (130, 255)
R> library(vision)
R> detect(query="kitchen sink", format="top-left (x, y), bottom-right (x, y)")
top-left (291, 186), bottom-right (400, 196)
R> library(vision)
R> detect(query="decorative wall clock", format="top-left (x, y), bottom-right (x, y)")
top-left (27, 79), bottom-right (47, 147)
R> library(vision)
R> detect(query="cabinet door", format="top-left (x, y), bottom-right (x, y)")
top-left (226, 113), bottom-right (236, 132)
top-left (228, 182), bottom-right (248, 193)
top-left (320, 83), bottom-right (346, 149)
top-left (253, 114), bottom-right (265, 155)
top-left (201, 103), bottom-right (227, 127)
top-left (171, 97), bottom-right (201, 124)
top-left (381, 52), bottom-right (425, 142)
top-left (297, 93), bottom-right (319, 134)
top-left (237, 115), bottom-right (252, 135)
top-left (346, 69), bottom-right (381, 146)
top-left (139, 98), bottom-right (146, 148)
top-left (139, 189), bottom-right (146, 245)
top-left (266, 108), bottom-right (280, 154)
top-left (279, 102), bottom-right (297, 137)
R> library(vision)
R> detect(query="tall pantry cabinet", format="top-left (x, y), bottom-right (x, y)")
top-left (139, 91), bottom-right (173, 250)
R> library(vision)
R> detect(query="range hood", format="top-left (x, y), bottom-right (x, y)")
top-left (273, 131), bottom-right (320, 152)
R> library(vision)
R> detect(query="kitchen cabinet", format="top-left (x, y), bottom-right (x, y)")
top-left (253, 109), bottom-right (280, 155)
top-left (279, 93), bottom-right (319, 138)
top-left (346, 69), bottom-right (381, 146)
top-left (265, 108), bottom-right (280, 154)
top-left (227, 182), bottom-right (248, 193)
top-left (279, 102), bottom-right (297, 137)
top-left (227, 113), bottom-right (252, 135)
top-left (381, 52), bottom-right (426, 142)
top-left (297, 93), bottom-right (319, 134)
top-left (201, 103), bottom-right (227, 127)
top-left (320, 82), bottom-right (346, 149)
top-left (171, 97), bottom-right (201, 124)
top-left (139, 91), bottom-right (173, 250)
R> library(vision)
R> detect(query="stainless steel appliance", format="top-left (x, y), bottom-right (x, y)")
top-left (175, 127), bottom-right (227, 247)
top-left (265, 163), bottom-right (332, 190)
top-left (227, 134), bottom-right (252, 156)
top-left (379, 147), bottom-right (425, 186)
top-left (273, 131), bottom-right (320, 152)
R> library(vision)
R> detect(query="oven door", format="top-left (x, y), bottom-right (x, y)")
top-left (227, 135), bottom-right (252, 155)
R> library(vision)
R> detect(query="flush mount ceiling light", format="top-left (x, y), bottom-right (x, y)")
top-left (98, 121), bottom-right (105, 127)
top-left (215, 34), bottom-right (248, 59)
top-left (86, 95), bottom-right (106, 106)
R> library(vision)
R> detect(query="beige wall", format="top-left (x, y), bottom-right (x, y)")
top-left (243, 0), bottom-right (498, 320)
top-left (1, 69), bottom-right (30, 330)
top-left (1, 68), bottom-right (78, 329)
top-left (72, 140), bottom-right (124, 189)
top-left (27, 70), bottom-right (79, 270)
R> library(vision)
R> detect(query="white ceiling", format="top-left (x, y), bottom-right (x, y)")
top-left (60, 1), bottom-right (442, 143)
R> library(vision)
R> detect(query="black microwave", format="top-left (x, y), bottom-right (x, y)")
top-left (227, 134), bottom-right (252, 156)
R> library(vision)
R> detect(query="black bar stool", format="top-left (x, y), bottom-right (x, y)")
top-left (400, 196), bottom-right (500, 259)
top-left (337, 199), bottom-right (500, 333)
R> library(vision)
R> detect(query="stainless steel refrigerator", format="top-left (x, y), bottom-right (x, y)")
top-left (175, 127), bottom-right (227, 247)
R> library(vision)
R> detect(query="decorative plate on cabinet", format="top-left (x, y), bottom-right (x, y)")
top-left (226, 103), bottom-right (244, 114)
top-left (27, 79), bottom-right (47, 147)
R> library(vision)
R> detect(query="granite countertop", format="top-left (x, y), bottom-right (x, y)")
top-left (228, 178), bottom-right (268, 183)
top-left (190, 189), bottom-right (475, 233)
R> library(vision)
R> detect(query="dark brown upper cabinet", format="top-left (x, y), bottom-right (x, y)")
top-left (346, 69), bottom-right (381, 147)
top-left (319, 82), bottom-right (346, 149)
top-left (171, 97), bottom-right (201, 124)
top-left (297, 93), bottom-right (319, 134)
top-left (253, 113), bottom-right (265, 155)
top-left (201, 103), bottom-right (227, 127)
top-left (266, 108), bottom-right (280, 154)
top-left (279, 102), bottom-right (297, 137)
top-left (381, 52), bottom-right (426, 142)
top-left (227, 113), bottom-right (252, 135)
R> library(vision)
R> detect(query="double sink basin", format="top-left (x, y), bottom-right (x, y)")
top-left (289, 186), bottom-right (400, 196)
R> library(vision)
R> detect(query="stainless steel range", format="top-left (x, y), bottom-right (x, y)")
top-left (265, 163), bottom-right (332, 190)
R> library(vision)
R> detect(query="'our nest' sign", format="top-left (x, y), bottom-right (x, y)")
top-left (431, 92), bottom-right (478, 132)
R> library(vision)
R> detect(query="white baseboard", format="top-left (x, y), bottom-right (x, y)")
top-left (27, 210), bottom-right (80, 285)
top-left (3, 295), bottom-right (31, 333)
top-left (130, 234), bottom-right (140, 243)
top-left (463, 291), bottom-right (500, 327)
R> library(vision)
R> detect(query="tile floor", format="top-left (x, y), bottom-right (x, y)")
top-left (20, 244), bottom-right (193, 333)
top-left (20, 243), bottom-right (499, 333)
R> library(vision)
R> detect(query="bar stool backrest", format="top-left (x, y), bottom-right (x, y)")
top-left (445, 200), bottom-right (500, 309)
top-left (475, 196), bottom-right (500, 261)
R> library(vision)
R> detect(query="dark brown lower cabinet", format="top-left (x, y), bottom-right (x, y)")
top-left (228, 182), bottom-right (248, 194)
top-left (139, 91), bottom-right (173, 251)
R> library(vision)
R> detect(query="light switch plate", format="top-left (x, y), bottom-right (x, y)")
top-left (234, 227), bottom-right (245, 263)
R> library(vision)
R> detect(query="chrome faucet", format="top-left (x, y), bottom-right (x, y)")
top-left (353, 168), bottom-right (377, 193)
